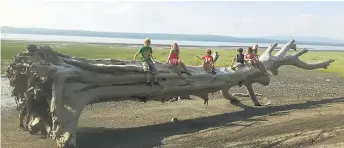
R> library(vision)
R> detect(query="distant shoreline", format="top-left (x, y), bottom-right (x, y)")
top-left (1, 38), bottom-right (271, 49)
top-left (2, 39), bottom-right (344, 52)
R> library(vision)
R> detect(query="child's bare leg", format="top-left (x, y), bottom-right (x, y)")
top-left (145, 72), bottom-right (151, 83)
top-left (231, 58), bottom-right (236, 67)
top-left (247, 62), bottom-right (252, 70)
top-left (211, 65), bottom-right (216, 74)
top-left (152, 72), bottom-right (158, 82)
top-left (231, 64), bottom-right (239, 70)
top-left (203, 63), bottom-right (207, 70)
top-left (203, 64), bottom-right (210, 73)
top-left (148, 63), bottom-right (162, 86)
top-left (179, 61), bottom-right (191, 75)
top-left (151, 72), bottom-right (163, 87)
top-left (142, 62), bottom-right (152, 84)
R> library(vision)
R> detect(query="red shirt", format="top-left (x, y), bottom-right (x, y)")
top-left (168, 49), bottom-right (179, 60)
top-left (202, 55), bottom-right (214, 64)
top-left (244, 53), bottom-right (256, 60)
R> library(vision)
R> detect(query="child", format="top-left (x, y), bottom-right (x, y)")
top-left (133, 38), bottom-right (161, 86)
top-left (244, 47), bottom-right (256, 70)
top-left (167, 43), bottom-right (192, 76)
top-left (231, 48), bottom-right (245, 70)
top-left (252, 44), bottom-right (269, 76)
top-left (197, 49), bottom-right (216, 74)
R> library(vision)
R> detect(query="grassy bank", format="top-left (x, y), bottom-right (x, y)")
top-left (1, 40), bottom-right (344, 77)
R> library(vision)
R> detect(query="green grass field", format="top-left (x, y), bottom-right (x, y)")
top-left (1, 40), bottom-right (344, 77)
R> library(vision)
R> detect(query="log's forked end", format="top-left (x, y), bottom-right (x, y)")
top-left (323, 59), bottom-right (335, 69)
top-left (291, 58), bottom-right (335, 70)
top-left (263, 43), bottom-right (278, 55)
top-left (292, 48), bottom-right (308, 57)
top-left (275, 40), bottom-right (296, 57)
top-left (328, 59), bottom-right (335, 64)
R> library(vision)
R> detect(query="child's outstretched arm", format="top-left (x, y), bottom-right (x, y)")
top-left (196, 56), bottom-right (202, 60)
top-left (133, 47), bottom-right (144, 61)
top-left (133, 51), bottom-right (140, 61)
top-left (231, 57), bottom-right (237, 67)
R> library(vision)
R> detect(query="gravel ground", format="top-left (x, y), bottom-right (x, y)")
top-left (1, 66), bottom-right (344, 148)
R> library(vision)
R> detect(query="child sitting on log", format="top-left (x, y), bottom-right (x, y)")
top-left (244, 47), bottom-right (255, 70)
top-left (197, 49), bottom-right (216, 74)
top-left (252, 44), bottom-right (269, 76)
top-left (244, 46), bottom-right (269, 76)
top-left (167, 43), bottom-right (192, 76)
top-left (231, 48), bottom-right (245, 70)
top-left (133, 38), bottom-right (162, 86)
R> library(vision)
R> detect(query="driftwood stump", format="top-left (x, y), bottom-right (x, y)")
top-left (5, 40), bottom-right (334, 148)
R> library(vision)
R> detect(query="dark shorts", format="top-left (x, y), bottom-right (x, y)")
top-left (142, 61), bottom-right (157, 73)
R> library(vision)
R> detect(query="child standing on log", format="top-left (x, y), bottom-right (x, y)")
top-left (197, 49), bottom-right (216, 74)
top-left (167, 43), bottom-right (192, 76)
top-left (133, 38), bottom-right (161, 86)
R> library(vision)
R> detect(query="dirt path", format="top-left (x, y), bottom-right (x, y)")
top-left (1, 67), bottom-right (344, 148)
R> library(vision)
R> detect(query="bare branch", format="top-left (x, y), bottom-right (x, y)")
top-left (291, 59), bottom-right (335, 70)
top-left (292, 48), bottom-right (308, 57)
top-left (245, 84), bottom-right (262, 106)
top-left (263, 43), bottom-right (278, 56)
top-left (275, 39), bottom-right (295, 57)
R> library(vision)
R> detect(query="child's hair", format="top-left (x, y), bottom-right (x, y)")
top-left (253, 48), bottom-right (258, 54)
top-left (171, 43), bottom-right (179, 54)
top-left (144, 38), bottom-right (151, 45)
top-left (171, 42), bottom-right (178, 48)
top-left (206, 49), bottom-right (212, 54)
top-left (237, 48), bottom-right (243, 53)
top-left (171, 43), bottom-right (179, 50)
top-left (247, 47), bottom-right (253, 53)
top-left (252, 44), bottom-right (258, 53)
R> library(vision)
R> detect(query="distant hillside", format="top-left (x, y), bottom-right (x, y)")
top-left (1, 26), bottom-right (344, 46)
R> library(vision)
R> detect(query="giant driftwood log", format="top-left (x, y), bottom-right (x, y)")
top-left (5, 40), bottom-right (334, 148)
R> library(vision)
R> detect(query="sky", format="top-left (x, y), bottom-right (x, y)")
top-left (1, 0), bottom-right (344, 40)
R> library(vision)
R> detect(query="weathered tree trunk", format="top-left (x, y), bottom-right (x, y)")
top-left (5, 40), bottom-right (334, 148)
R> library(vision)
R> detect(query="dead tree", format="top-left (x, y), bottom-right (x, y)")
top-left (5, 40), bottom-right (334, 148)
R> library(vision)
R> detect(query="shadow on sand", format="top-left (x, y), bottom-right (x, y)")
top-left (77, 97), bottom-right (344, 148)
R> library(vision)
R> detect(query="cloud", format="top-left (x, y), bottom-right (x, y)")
top-left (1, 1), bottom-right (344, 40)
top-left (301, 13), bottom-right (313, 18)
top-left (103, 3), bottom-right (132, 15)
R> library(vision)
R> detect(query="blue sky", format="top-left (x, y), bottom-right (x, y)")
top-left (1, 0), bottom-right (344, 40)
